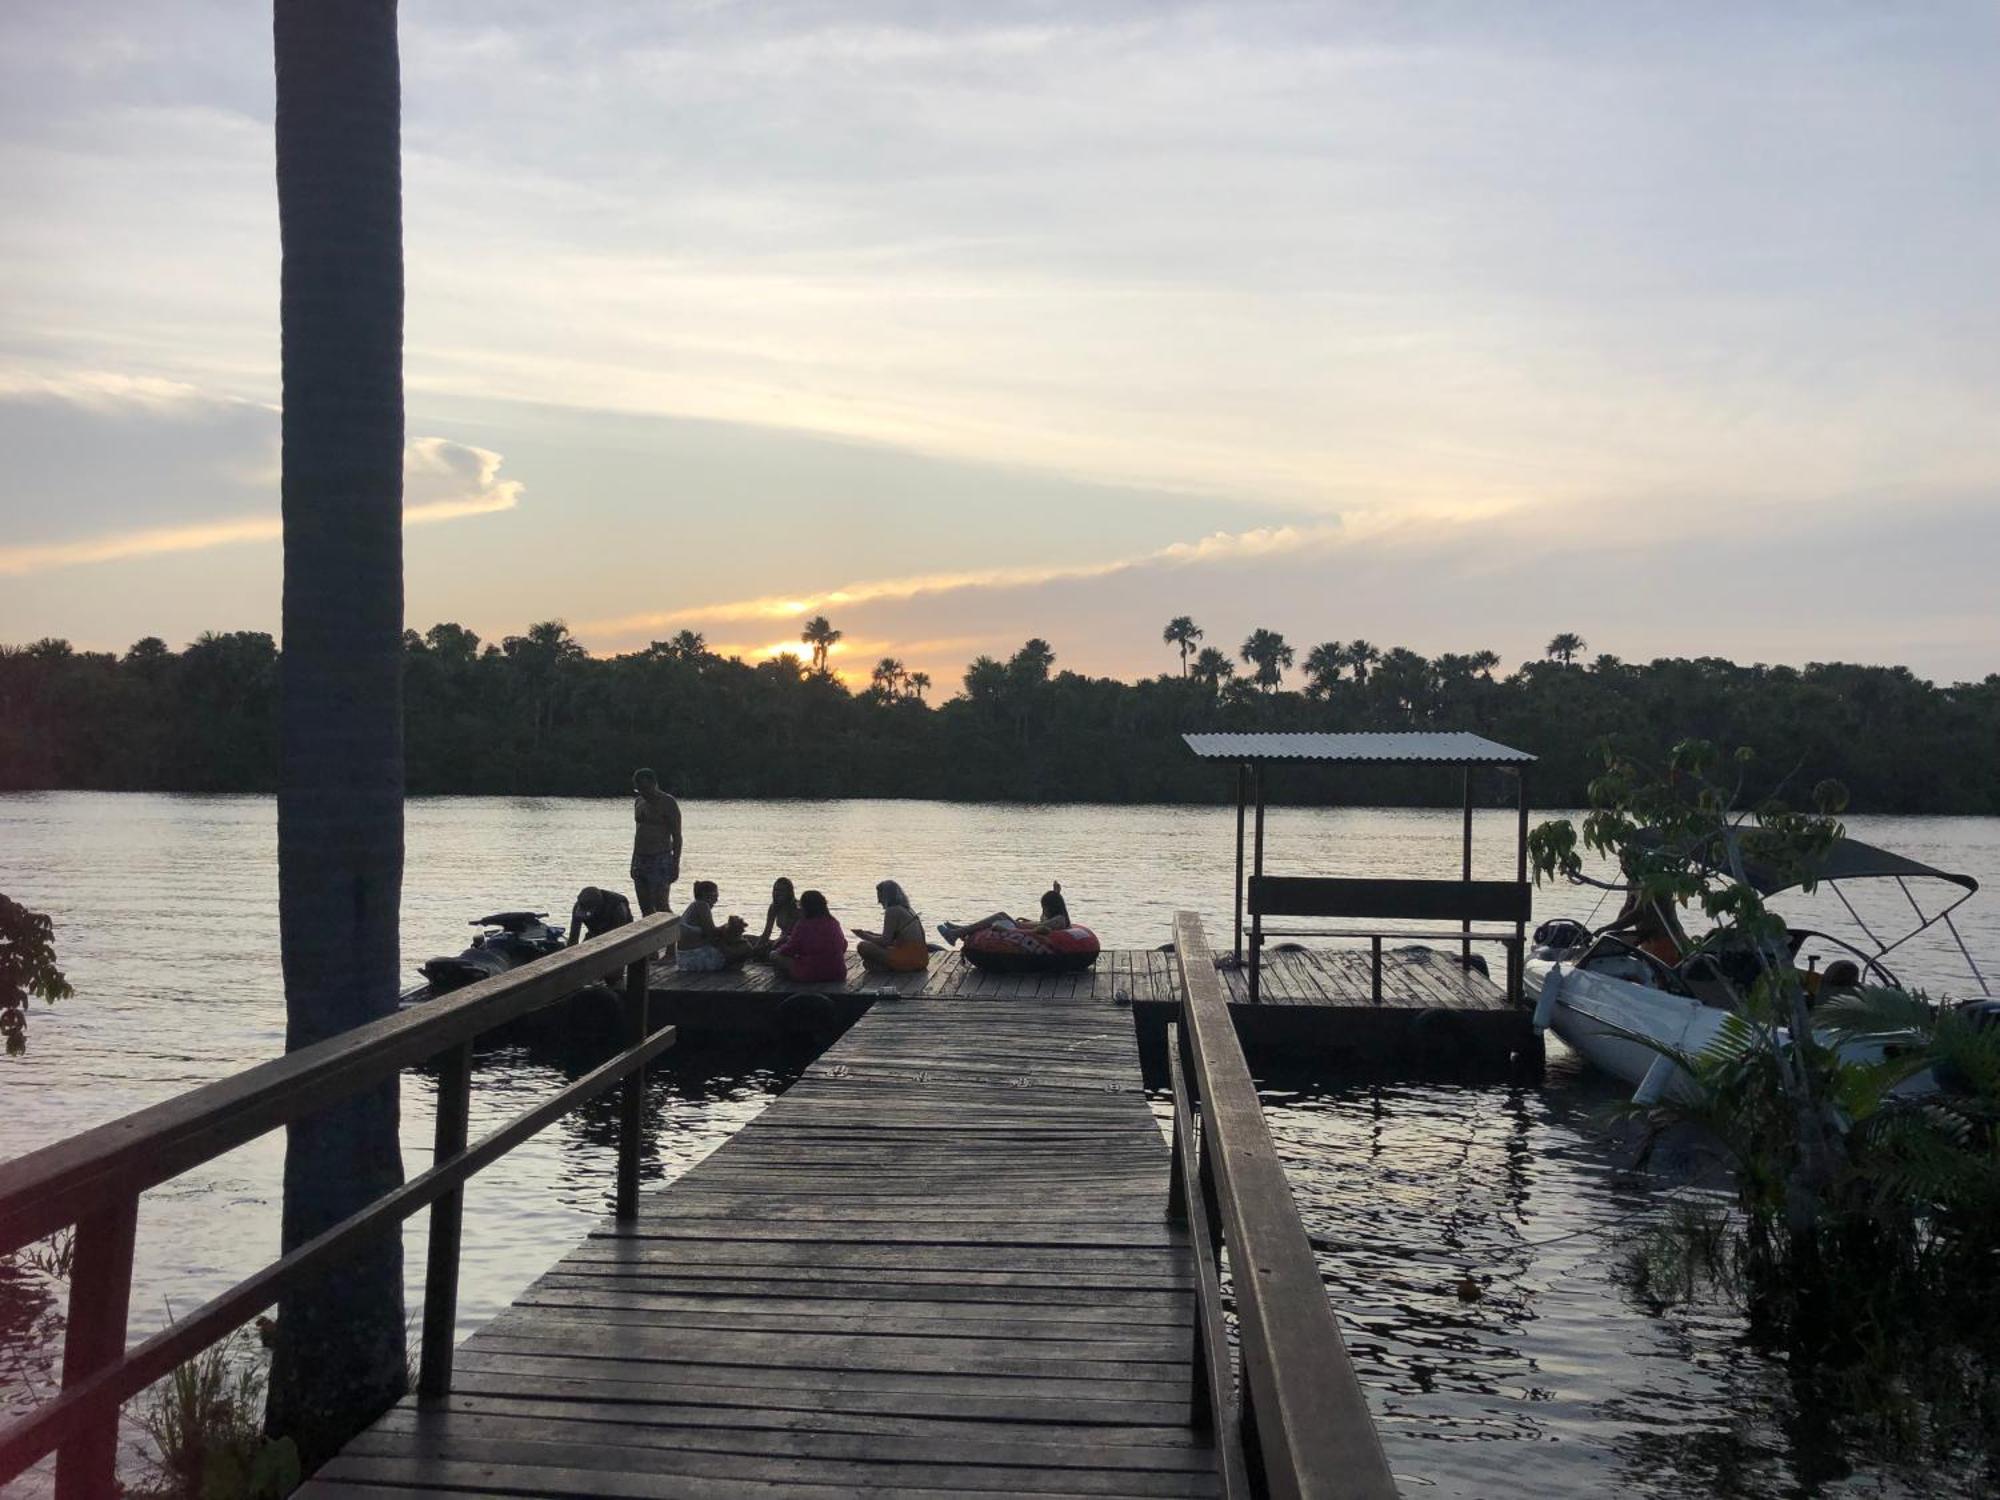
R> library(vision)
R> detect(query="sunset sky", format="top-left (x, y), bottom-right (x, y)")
top-left (3, 2), bottom-right (1996, 687)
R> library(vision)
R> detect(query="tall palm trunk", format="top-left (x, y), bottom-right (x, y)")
top-left (267, 0), bottom-right (409, 1467)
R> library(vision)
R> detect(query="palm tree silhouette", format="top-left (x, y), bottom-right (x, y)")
top-left (1162, 616), bottom-right (1203, 675)
top-left (1545, 632), bottom-right (1587, 667)
top-left (1302, 641), bottom-right (1345, 700)
top-left (907, 670), bottom-right (932, 702)
top-left (1344, 639), bottom-right (1380, 683)
top-left (268, 0), bottom-right (409, 1462)
top-left (1239, 629), bottom-right (1295, 692)
top-left (1191, 646), bottom-right (1235, 691)
top-left (800, 615), bottom-right (841, 673)
top-left (871, 657), bottom-right (907, 696)
top-left (1470, 649), bottom-right (1501, 679)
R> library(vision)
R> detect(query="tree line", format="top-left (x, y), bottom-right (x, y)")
top-left (2, 618), bottom-right (1996, 812)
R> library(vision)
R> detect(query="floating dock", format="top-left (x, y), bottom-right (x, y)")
top-left (301, 987), bottom-right (1225, 1496)
top-left (647, 945), bottom-right (1536, 1081)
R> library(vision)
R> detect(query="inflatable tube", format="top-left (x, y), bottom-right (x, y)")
top-left (962, 923), bottom-right (1103, 974)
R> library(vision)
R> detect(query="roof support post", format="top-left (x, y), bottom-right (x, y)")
top-left (1511, 767), bottom-right (1531, 1003)
top-left (1461, 766), bottom-right (1474, 965)
top-left (1249, 763), bottom-right (1268, 1004)
top-left (1233, 762), bottom-right (1248, 966)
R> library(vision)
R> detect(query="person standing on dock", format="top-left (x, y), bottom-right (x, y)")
top-left (630, 768), bottom-right (682, 916)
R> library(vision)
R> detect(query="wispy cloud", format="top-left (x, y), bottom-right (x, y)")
top-left (579, 503), bottom-right (1515, 644)
top-left (0, 437), bottom-right (523, 576)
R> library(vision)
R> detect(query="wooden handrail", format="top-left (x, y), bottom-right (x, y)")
top-left (1169, 911), bottom-right (1398, 1499)
top-left (0, 912), bottom-right (679, 1496)
top-left (0, 913), bottom-right (676, 1252)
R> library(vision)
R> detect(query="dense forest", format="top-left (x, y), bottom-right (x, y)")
top-left (2, 620), bottom-right (1996, 812)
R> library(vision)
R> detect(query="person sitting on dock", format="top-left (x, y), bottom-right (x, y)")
top-left (630, 768), bottom-right (682, 917)
top-left (937, 882), bottom-right (1071, 946)
top-left (854, 880), bottom-right (929, 972)
top-left (565, 885), bottom-right (632, 946)
top-left (752, 877), bottom-right (801, 957)
top-left (676, 880), bottom-right (752, 972)
top-left (770, 889), bottom-right (849, 983)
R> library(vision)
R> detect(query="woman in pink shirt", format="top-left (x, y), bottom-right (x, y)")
top-left (771, 889), bottom-right (849, 984)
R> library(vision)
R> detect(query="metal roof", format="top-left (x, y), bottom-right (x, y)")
top-left (1182, 731), bottom-right (1535, 765)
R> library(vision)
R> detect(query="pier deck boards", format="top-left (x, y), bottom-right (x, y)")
top-left (302, 991), bottom-right (1222, 1498)
top-left (654, 943), bottom-right (1510, 1011)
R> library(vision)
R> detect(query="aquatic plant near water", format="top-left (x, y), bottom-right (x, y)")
top-left (136, 1331), bottom-right (299, 1500)
top-left (0, 893), bottom-right (72, 1056)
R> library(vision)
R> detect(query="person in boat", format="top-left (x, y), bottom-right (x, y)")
top-left (752, 877), bottom-right (801, 957)
top-left (565, 885), bottom-right (632, 946)
top-left (770, 889), bottom-right (848, 983)
top-left (854, 880), bottom-right (929, 973)
top-left (676, 879), bottom-right (752, 972)
top-left (630, 768), bottom-right (682, 917)
top-left (1602, 877), bottom-right (1690, 966)
top-left (936, 882), bottom-right (1071, 946)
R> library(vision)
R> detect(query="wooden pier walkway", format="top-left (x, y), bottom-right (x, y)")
top-left (302, 988), bottom-right (1222, 1498)
top-left (650, 944), bottom-right (1508, 1011)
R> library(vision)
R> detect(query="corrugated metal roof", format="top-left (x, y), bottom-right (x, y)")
top-left (1182, 731), bottom-right (1535, 765)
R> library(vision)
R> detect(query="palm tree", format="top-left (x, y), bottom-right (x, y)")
top-left (1469, 648), bottom-right (1501, 679)
top-left (1010, 638), bottom-right (1056, 684)
top-left (1190, 646), bottom-right (1234, 691)
top-left (1546, 632), bottom-right (1587, 666)
top-left (1343, 639), bottom-right (1380, 683)
top-left (907, 670), bottom-right (932, 702)
top-left (1162, 616), bottom-right (1203, 676)
top-left (800, 615), bottom-right (841, 673)
top-left (1302, 641), bottom-right (1345, 701)
top-left (1239, 628), bottom-right (1294, 693)
top-left (871, 657), bottom-right (906, 696)
top-left (268, 0), bottom-right (408, 1463)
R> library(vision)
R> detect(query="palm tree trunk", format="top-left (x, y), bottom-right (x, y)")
top-left (267, 0), bottom-right (409, 1467)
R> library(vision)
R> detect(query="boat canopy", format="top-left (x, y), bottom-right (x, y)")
top-left (1733, 835), bottom-right (1978, 898)
top-left (1624, 827), bottom-right (1987, 992)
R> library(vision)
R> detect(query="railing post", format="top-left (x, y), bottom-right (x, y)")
top-left (418, 1042), bottom-right (473, 1400)
top-left (616, 956), bottom-right (651, 1221)
top-left (1371, 934), bottom-right (1383, 1005)
top-left (55, 1194), bottom-right (138, 1500)
top-left (1166, 1023), bottom-right (1189, 1227)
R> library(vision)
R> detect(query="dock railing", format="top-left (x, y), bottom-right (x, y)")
top-left (1167, 911), bottom-right (1399, 1499)
top-left (0, 911), bottom-right (680, 1498)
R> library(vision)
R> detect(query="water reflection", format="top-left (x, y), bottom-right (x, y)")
top-left (3, 794), bottom-right (1995, 1498)
top-left (1257, 1056), bottom-right (1978, 1497)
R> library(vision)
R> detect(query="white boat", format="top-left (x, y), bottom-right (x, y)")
top-left (1522, 834), bottom-right (1991, 1102)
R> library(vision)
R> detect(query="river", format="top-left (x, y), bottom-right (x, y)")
top-left (3, 794), bottom-right (1997, 1496)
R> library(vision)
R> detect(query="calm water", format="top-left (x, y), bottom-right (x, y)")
top-left (3, 794), bottom-right (1997, 1496)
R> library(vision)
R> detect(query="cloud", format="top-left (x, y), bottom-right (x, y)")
top-left (578, 501), bottom-right (1516, 645)
top-left (0, 436), bottom-right (523, 576)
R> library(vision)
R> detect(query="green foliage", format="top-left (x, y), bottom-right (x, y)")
top-left (137, 1332), bottom-right (300, 1500)
top-left (0, 893), bottom-right (73, 1056)
top-left (4, 628), bottom-right (1998, 808)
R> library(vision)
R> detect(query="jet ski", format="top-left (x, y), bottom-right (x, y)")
top-left (419, 911), bottom-right (568, 993)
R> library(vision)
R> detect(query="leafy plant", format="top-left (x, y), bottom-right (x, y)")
top-left (1, 892), bottom-right (73, 1056)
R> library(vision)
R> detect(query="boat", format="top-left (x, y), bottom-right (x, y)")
top-left (1523, 834), bottom-right (1992, 1102)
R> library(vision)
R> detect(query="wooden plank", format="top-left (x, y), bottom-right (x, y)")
top-left (1248, 875), bottom-right (1530, 923)
top-left (1173, 914), bottom-right (1393, 1497)
top-left (316, 969), bottom-right (1226, 1497)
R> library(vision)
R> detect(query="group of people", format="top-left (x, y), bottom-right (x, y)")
top-left (589, 767), bottom-right (1075, 985)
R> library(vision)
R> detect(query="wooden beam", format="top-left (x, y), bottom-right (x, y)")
top-left (1172, 913), bottom-right (1396, 1499)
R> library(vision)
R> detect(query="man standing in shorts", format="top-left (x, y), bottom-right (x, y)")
top-left (630, 768), bottom-right (681, 916)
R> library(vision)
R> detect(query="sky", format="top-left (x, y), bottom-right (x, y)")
top-left (2, 1), bottom-right (1996, 688)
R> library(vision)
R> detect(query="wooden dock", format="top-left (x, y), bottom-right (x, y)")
top-left (301, 988), bottom-right (1225, 1497)
top-left (642, 945), bottom-right (1534, 1081)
